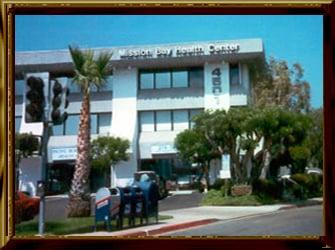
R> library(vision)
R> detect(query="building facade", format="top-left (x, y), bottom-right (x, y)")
top-left (15, 38), bottom-right (264, 195)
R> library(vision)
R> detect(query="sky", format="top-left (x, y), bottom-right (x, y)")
top-left (15, 15), bottom-right (323, 108)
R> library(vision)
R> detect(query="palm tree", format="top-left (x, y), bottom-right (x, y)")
top-left (67, 45), bottom-right (112, 217)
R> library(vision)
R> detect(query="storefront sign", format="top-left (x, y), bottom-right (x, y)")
top-left (51, 147), bottom-right (77, 161)
top-left (119, 43), bottom-right (240, 59)
top-left (220, 154), bottom-right (231, 179)
top-left (151, 144), bottom-right (177, 154)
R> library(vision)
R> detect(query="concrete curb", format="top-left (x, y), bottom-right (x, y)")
top-left (278, 199), bottom-right (323, 210)
top-left (111, 219), bottom-right (219, 237)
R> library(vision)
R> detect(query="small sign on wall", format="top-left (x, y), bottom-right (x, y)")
top-left (51, 147), bottom-right (77, 161)
top-left (151, 144), bottom-right (177, 154)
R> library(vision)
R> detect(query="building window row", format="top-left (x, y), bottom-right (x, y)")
top-left (15, 76), bottom-right (113, 96)
top-left (229, 63), bottom-right (241, 86)
top-left (139, 67), bottom-right (203, 90)
top-left (139, 109), bottom-right (203, 132)
top-left (15, 116), bottom-right (22, 133)
top-left (67, 76), bottom-right (113, 93)
top-left (52, 113), bottom-right (112, 136)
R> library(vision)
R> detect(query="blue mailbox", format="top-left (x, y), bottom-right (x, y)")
top-left (94, 187), bottom-right (112, 231)
top-left (137, 181), bottom-right (159, 224)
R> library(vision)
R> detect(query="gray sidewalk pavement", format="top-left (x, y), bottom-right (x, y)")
top-left (67, 197), bottom-right (322, 237)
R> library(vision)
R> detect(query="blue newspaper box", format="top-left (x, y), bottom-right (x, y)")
top-left (137, 181), bottom-right (159, 224)
top-left (131, 185), bottom-right (144, 224)
top-left (109, 187), bottom-right (121, 228)
top-left (119, 186), bottom-right (133, 227)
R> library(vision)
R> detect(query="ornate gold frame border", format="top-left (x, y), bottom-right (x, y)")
top-left (1, 1), bottom-right (334, 250)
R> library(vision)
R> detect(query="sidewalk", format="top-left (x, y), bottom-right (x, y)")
top-left (67, 197), bottom-right (322, 237)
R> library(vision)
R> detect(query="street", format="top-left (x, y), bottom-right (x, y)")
top-left (163, 205), bottom-right (323, 236)
top-left (43, 191), bottom-right (204, 221)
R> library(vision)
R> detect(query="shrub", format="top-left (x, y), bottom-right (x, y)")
top-left (290, 173), bottom-right (323, 198)
top-left (210, 179), bottom-right (233, 196)
top-left (201, 190), bottom-right (261, 206)
top-left (15, 192), bottom-right (39, 224)
top-left (252, 179), bottom-right (283, 201)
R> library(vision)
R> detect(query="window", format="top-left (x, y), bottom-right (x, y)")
top-left (189, 68), bottom-right (204, 87)
top-left (190, 109), bottom-right (203, 128)
top-left (172, 71), bottom-right (188, 88)
top-left (139, 109), bottom-right (203, 132)
top-left (140, 72), bottom-right (154, 89)
top-left (65, 115), bottom-right (80, 135)
top-left (67, 78), bottom-right (81, 93)
top-left (15, 116), bottom-right (22, 133)
top-left (98, 113), bottom-right (112, 134)
top-left (53, 123), bottom-right (64, 136)
top-left (155, 71), bottom-right (171, 89)
top-left (140, 111), bottom-right (155, 132)
top-left (67, 76), bottom-right (113, 93)
top-left (99, 76), bottom-right (113, 91)
top-left (173, 110), bottom-right (189, 130)
top-left (53, 113), bottom-right (111, 136)
top-left (15, 80), bottom-right (25, 96)
top-left (156, 111), bottom-right (171, 131)
top-left (230, 63), bottom-right (240, 86)
top-left (91, 114), bottom-right (98, 134)
top-left (139, 67), bottom-right (204, 90)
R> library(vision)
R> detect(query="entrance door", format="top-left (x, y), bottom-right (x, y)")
top-left (47, 163), bottom-right (74, 195)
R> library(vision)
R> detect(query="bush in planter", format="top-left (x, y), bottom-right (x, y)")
top-left (15, 192), bottom-right (39, 224)
top-left (290, 173), bottom-right (323, 198)
top-left (210, 179), bottom-right (233, 196)
top-left (252, 179), bottom-right (283, 201)
top-left (231, 185), bottom-right (252, 196)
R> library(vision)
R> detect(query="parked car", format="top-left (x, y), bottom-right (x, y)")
top-left (15, 191), bottom-right (40, 224)
top-left (133, 171), bottom-right (169, 200)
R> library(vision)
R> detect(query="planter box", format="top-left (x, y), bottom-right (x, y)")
top-left (231, 185), bottom-right (252, 196)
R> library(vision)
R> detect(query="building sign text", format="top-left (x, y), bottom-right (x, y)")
top-left (119, 43), bottom-right (240, 59)
top-left (51, 147), bottom-right (77, 161)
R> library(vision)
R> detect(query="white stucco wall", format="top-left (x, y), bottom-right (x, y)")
top-left (110, 67), bottom-right (138, 186)
top-left (204, 61), bottom-right (230, 111)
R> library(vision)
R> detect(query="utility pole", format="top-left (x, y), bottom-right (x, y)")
top-left (38, 83), bottom-right (50, 236)
top-left (24, 74), bottom-right (69, 235)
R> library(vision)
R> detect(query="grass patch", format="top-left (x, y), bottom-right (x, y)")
top-left (15, 215), bottom-right (173, 236)
top-left (201, 189), bottom-right (322, 206)
top-left (201, 189), bottom-right (262, 206)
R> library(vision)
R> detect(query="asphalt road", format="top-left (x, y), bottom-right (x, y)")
top-left (164, 205), bottom-right (323, 236)
top-left (159, 192), bottom-right (203, 212)
top-left (43, 191), bottom-right (203, 221)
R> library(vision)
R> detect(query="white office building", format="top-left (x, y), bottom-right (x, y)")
top-left (15, 38), bottom-right (264, 195)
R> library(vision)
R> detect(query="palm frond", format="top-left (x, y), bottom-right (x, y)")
top-left (69, 45), bottom-right (86, 74)
top-left (95, 51), bottom-right (112, 85)
top-left (69, 45), bottom-right (112, 91)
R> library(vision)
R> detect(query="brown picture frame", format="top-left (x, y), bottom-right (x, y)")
top-left (1, 1), bottom-right (334, 249)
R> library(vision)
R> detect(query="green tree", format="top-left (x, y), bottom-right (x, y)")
top-left (306, 108), bottom-right (323, 169)
top-left (67, 46), bottom-right (112, 217)
top-left (90, 136), bottom-right (130, 188)
top-left (178, 107), bottom-right (313, 184)
top-left (251, 57), bottom-right (311, 113)
top-left (174, 129), bottom-right (219, 190)
top-left (191, 108), bottom-right (261, 184)
top-left (253, 108), bottom-right (312, 179)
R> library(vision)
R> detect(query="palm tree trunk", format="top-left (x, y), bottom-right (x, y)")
top-left (67, 91), bottom-right (91, 217)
